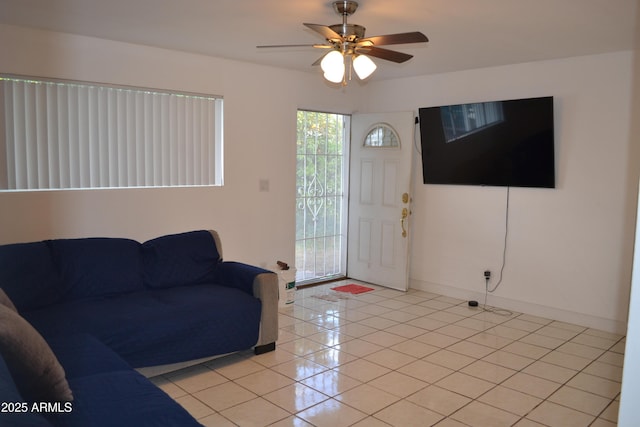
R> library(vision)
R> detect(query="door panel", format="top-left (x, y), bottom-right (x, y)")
top-left (380, 221), bottom-right (396, 268)
top-left (382, 160), bottom-right (399, 207)
top-left (348, 112), bottom-right (415, 291)
top-left (360, 219), bottom-right (374, 262)
top-left (360, 160), bottom-right (374, 204)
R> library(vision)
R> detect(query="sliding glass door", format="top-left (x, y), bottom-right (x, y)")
top-left (295, 110), bottom-right (350, 284)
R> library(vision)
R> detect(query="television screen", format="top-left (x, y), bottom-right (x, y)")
top-left (418, 96), bottom-right (555, 188)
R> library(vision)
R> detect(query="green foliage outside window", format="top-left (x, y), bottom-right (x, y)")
top-left (295, 111), bottom-right (348, 282)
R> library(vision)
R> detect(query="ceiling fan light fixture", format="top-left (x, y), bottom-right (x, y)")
top-left (321, 50), bottom-right (344, 73)
top-left (321, 50), bottom-right (346, 83)
top-left (324, 70), bottom-right (345, 83)
top-left (353, 54), bottom-right (377, 80)
top-left (322, 64), bottom-right (345, 84)
top-left (258, 1), bottom-right (428, 86)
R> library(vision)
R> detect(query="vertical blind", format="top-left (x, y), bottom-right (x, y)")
top-left (0, 76), bottom-right (223, 190)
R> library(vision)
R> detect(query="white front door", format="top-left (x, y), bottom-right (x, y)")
top-left (347, 112), bottom-right (415, 291)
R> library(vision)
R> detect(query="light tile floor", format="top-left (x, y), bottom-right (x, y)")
top-left (151, 281), bottom-right (625, 426)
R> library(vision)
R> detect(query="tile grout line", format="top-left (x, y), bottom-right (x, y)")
top-left (164, 282), bottom-right (623, 427)
top-left (280, 289), bottom-right (621, 426)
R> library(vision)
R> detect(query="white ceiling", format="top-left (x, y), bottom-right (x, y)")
top-left (1, 0), bottom-right (638, 81)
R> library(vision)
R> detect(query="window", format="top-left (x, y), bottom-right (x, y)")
top-left (363, 123), bottom-right (400, 147)
top-left (0, 76), bottom-right (223, 191)
top-left (295, 110), bottom-right (349, 284)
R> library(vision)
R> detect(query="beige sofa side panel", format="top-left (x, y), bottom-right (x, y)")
top-left (253, 272), bottom-right (279, 346)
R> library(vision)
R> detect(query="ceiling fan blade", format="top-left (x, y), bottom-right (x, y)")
top-left (303, 23), bottom-right (344, 42)
top-left (257, 43), bottom-right (332, 49)
top-left (312, 55), bottom-right (324, 67)
top-left (356, 46), bottom-right (413, 63)
top-left (359, 32), bottom-right (428, 46)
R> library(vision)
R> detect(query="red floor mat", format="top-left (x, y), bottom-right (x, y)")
top-left (331, 284), bottom-right (375, 294)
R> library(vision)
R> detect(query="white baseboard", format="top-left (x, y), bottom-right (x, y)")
top-left (409, 279), bottom-right (627, 335)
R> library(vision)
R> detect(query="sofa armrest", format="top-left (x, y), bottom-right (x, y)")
top-left (251, 272), bottom-right (279, 349)
top-left (215, 262), bottom-right (278, 350)
top-left (215, 262), bottom-right (269, 295)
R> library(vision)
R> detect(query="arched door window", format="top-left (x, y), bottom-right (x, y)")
top-left (363, 123), bottom-right (400, 148)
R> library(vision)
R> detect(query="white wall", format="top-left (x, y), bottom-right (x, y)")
top-left (361, 52), bottom-right (638, 333)
top-left (0, 24), bottom-right (359, 268)
top-left (1, 24), bottom-right (637, 334)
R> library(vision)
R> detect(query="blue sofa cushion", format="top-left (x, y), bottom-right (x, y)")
top-left (47, 238), bottom-right (144, 301)
top-left (24, 284), bottom-right (262, 367)
top-left (0, 356), bottom-right (54, 426)
top-left (0, 289), bottom-right (18, 312)
top-left (0, 241), bottom-right (65, 311)
top-left (42, 334), bottom-right (200, 427)
top-left (46, 334), bottom-right (132, 379)
top-left (142, 230), bottom-right (222, 289)
top-left (47, 371), bottom-right (201, 427)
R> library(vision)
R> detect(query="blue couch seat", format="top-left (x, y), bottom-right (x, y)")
top-left (25, 285), bottom-right (262, 367)
top-left (45, 334), bottom-right (200, 427)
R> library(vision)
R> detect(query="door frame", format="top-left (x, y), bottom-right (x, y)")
top-left (346, 111), bottom-right (416, 291)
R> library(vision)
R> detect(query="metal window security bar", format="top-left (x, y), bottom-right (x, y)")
top-left (0, 76), bottom-right (223, 191)
top-left (295, 110), bottom-right (349, 284)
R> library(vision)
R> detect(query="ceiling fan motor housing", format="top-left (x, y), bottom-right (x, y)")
top-left (330, 23), bottom-right (366, 42)
top-left (333, 1), bottom-right (359, 16)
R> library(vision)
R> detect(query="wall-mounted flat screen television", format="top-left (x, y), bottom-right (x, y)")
top-left (418, 96), bottom-right (555, 188)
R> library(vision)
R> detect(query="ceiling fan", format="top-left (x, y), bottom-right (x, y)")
top-left (257, 1), bottom-right (429, 85)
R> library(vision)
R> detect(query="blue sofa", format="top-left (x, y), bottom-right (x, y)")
top-left (0, 230), bottom-right (279, 426)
